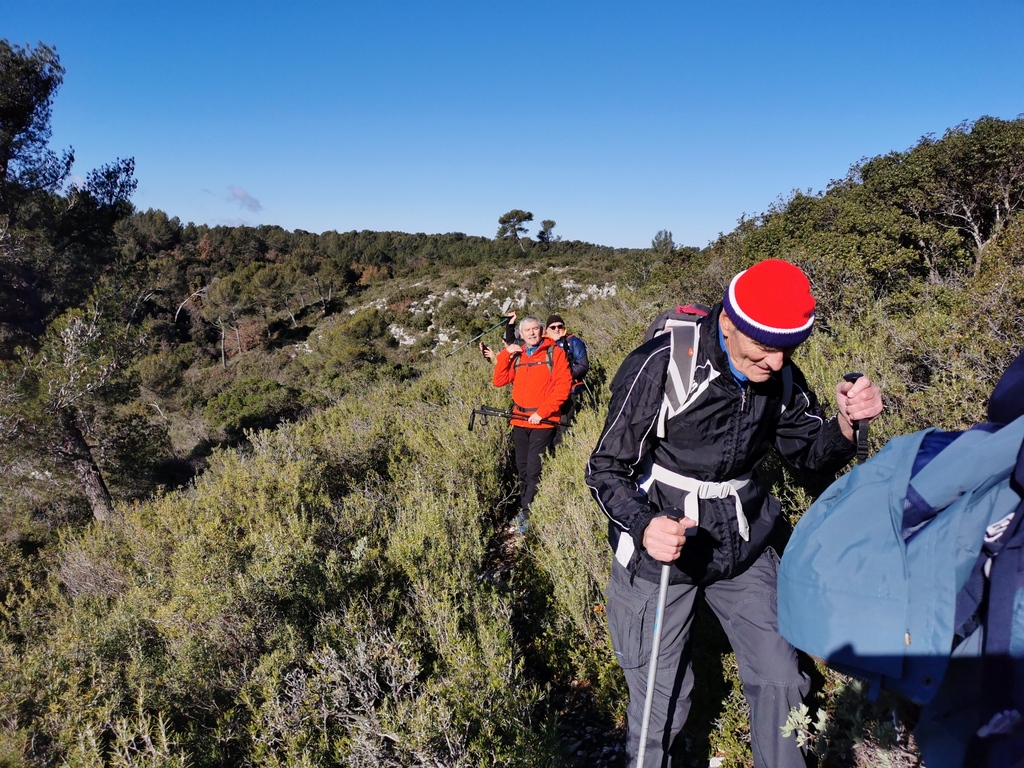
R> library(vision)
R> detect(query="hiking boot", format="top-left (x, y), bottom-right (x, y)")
top-left (514, 510), bottom-right (530, 534)
top-left (506, 510), bottom-right (530, 535)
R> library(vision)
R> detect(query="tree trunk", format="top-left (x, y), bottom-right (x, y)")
top-left (57, 413), bottom-right (113, 521)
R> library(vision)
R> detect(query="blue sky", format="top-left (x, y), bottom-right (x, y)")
top-left (5, 0), bottom-right (1024, 249)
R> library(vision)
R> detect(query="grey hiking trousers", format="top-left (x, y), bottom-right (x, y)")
top-left (605, 548), bottom-right (809, 768)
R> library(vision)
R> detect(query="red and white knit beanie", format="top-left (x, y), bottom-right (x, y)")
top-left (722, 259), bottom-right (816, 348)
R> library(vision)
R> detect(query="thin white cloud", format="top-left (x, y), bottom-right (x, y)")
top-left (228, 186), bottom-right (262, 212)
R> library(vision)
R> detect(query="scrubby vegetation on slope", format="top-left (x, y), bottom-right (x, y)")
top-left (3, 39), bottom-right (1024, 767)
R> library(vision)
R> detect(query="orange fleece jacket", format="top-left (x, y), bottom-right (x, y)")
top-left (492, 337), bottom-right (572, 428)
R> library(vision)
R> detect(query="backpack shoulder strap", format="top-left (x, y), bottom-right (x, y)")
top-left (513, 345), bottom-right (555, 374)
top-left (558, 337), bottom-right (573, 366)
top-left (644, 303), bottom-right (710, 342)
top-left (656, 321), bottom-right (705, 438)
top-left (973, 439), bottom-right (1024, 713)
top-left (779, 363), bottom-right (793, 413)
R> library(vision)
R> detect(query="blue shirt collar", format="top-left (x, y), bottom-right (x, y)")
top-left (718, 324), bottom-right (748, 384)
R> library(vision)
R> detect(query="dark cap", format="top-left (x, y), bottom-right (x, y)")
top-left (545, 314), bottom-right (564, 327)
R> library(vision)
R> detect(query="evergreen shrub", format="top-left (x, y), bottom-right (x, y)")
top-left (203, 377), bottom-right (300, 440)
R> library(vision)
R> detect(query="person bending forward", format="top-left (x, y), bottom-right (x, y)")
top-left (586, 259), bottom-right (883, 767)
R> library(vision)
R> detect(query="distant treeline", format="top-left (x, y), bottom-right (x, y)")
top-left (4, 208), bottom-right (632, 357)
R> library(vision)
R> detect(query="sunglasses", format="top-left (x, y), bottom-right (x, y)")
top-left (548, 324), bottom-right (565, 330)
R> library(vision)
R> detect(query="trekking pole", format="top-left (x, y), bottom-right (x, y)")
top-left (843, 372), bottom-right (869, 464)
top-left (637, 514), bottom-right (696, 768)
top-left (446, 316), bottom-right (512, 358)
top-left (580, 379), bottom-right (597, 409)
top-left (637, 562), bottom-right (670, 768)
top-left (467, 405), bottom-right (564, 431)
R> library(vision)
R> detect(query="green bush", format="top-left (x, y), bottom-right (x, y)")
top-left (204, 377), bottom-right (301, 440)
top-left (134, 345), bottom-right (197, 396)
top-left (526, 407), bottom-right (620, 705)
top-left (298, 310), bottom-right (405, 396)
top-left (433, 296), bottom-right (472, 333)
top-left (95, 402), bottom-right (174, 500)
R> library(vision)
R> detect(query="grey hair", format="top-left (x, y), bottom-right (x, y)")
top-left (517, 316), bottom-right (544, 336)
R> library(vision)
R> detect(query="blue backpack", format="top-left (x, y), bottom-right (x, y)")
top-left (778, 350), bottom-right (1024, 766)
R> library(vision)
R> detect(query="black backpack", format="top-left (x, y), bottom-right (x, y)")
top-left (644, 302), bottom-right (792, 438)
top-left (643, 302), bottom-right (711, 342)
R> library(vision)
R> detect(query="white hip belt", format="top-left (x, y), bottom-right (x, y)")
top-left (640, 463), bottom-right (752, 542)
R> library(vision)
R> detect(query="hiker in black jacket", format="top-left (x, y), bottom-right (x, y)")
top-left (586, 259), bottom-right (883, 767)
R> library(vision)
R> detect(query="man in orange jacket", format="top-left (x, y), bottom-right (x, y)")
top-left (492, 315), bottom-right (572, 530)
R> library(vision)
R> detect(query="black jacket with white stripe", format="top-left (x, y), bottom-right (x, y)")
top-left (586, 304), bottom-right (855, 586)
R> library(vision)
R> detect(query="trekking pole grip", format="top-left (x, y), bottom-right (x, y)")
top-left (843, 372), bottom-right (869, 464)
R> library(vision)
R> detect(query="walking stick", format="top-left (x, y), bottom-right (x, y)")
top-left (446, 316), bottom-right (511, 358)
top-left (467, 405), bottom-right (564, 431)
top-left (637, 563), bottom-right (671, 768)
top-left (637, 516), bottom-right (695, 768)
top-left (843, 372), bottom-right (869, 464)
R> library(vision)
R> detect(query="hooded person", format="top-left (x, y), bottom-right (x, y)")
top-left (586, 259), bottom-right (884, 767)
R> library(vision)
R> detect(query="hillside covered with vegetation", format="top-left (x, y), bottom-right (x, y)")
top-left (1, 40), bottom-right (1023, 767)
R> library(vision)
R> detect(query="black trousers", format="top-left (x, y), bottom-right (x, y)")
top-left (512, 425), bottom-right (557, 512)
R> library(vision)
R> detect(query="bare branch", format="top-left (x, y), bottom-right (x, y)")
top-left (174, 286), bottom-right (208, 322)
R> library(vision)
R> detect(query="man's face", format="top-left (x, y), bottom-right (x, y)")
top-left (521, 321), bottom-right (544, 346)
top-left (719, 312), bottom-right (794, 383)
top-left (546, 321), bottom-right (566, 340)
